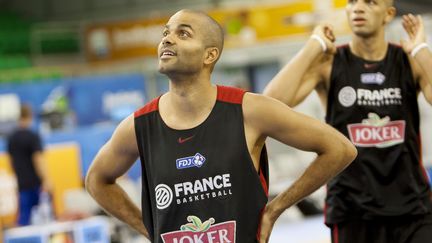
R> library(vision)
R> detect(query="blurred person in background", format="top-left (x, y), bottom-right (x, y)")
top-left (86, 9), bottom-right (357, 243)
top-left (264, 0), bottom-right (432, 242)
top-left (7, 104), bottom-right (52, 226)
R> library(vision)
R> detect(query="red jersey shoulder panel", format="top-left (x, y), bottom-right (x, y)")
top-left (134, 96), bottom-right (160, 118)
top-left (337, 43), bottom-right (349, 49)
top-left (216, 85), bottom-right (246, 104)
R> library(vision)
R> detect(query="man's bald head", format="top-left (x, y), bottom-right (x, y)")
top-left (385, 0), bottom-right (394, 7)
top-left (177, 9), bottom-right (224, 58)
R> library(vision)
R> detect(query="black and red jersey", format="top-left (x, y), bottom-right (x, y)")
top-left (134, 85), bottom-right (269, 243)
top-left (325, 44), bottom-right (432, 224)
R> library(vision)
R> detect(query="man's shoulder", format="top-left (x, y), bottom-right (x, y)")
top-left (216, 85), bottom-right (247, 105)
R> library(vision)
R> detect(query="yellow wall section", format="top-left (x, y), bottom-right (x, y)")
top-left (44, 143), bottom-right (83, 216)
top-left (0, 154), bottom-right (17, 227)
top-left (333, 0), bottom-right (348, 8)
top-left (0, 143), bottom-right (82, 226)
top-left (210, 1), bottom-right (314, 46)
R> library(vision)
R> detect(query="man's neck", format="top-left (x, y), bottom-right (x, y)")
top-left (350, 33), bottom-right (388, 61)
top-left (18, 119), bottom-right (31, 129)
top-left (159, 72), bottom-right (216, 130)
top-left (169, 80), bottom-right (215, 112)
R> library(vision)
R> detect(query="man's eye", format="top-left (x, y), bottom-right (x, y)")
top-left (180, 31), bottom-right (190, 37)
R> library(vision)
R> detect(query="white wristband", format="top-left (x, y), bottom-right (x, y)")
top-left (310, 34), bottom-right (327, 52)
top-left (411, 43), bottom-right (429, 57)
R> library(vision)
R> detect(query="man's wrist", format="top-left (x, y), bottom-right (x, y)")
top-left (411, 43), bottom-right (429, 57)
top-left (310, 34), bottom-right (327, 52)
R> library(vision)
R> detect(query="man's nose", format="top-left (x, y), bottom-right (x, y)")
top-left (352, 1), bottom-right (366, 14)
top-left (161, 34), bottom-right (173, 46)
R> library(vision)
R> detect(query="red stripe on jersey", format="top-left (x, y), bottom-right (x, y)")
top-left (337, 44), bottom-right (349, 49)
top-left (389, 42), bottom-right (402, 48)
top-left (134, 96), bottom-right (160, 118)
top-left (259, 169), bottom-right (269, 196)
top-left (216, 85), bottom-right (246, 104)
top-left (332, 224), bottom-right (339, 243)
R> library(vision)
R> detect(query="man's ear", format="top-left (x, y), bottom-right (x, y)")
top-left (204, 47), bottom-right (219, 65)
top-left (384, 6), bottom-right (396, 24)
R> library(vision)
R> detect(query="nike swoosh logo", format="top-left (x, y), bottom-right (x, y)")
top-left (178, 136), bottom-right (194, 144)
top-left (364, 63), bottom-right (377, 69)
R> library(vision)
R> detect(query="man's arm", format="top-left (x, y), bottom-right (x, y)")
top-left (32, 151), bottom-right (52, 192)
top-left (401, 14), bottom-right (432, 104)
top-left (263, 25), bottom-right (335, 107)
top-left (415, 49), bottom-right (432, 104)
top-left (243, 93), bottom-right (357, 243)
top-left (85, 114), bottom-right (148, 237)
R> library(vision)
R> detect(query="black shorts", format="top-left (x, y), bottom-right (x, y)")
top-left (330, 214), bottom-right (432, 243)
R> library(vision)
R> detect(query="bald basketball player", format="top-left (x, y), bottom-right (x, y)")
top-left (85, 9), bottom-right (357, 243)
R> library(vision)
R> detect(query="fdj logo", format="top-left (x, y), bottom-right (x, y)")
top-left (176, 153), bottom-right (206, 169)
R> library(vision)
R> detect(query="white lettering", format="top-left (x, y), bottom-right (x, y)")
top-left (202, 178), bottom-right (214, 191)
top-left (357, 88), bottom-right (402, 102)
top-left (175, 184), bottom-right (183, 197)
top-left (178, 159), bottom-right (191, 167)
top-left (207, 231), bottom-right (217, 243)
top-left (352, 124), bottom-right (403, 143)
top-left (180, 236), bottom-right (193, 243)
top-left (194, 180), bottom-right (204, 193)
top-left (382, 126), bottom-right (390, 139)
top-left (222, 174), bottom-right (231, 187)
top-left (174, 174), bottom-right (232, 197)
top-left (214, 175), bottom-right (223, 189)
top-left (172, 236), bottom-right (190, 243)
top-left (170, 229), bottom-right (232, 243)
top-left (371, 128), bottom-right (383, 140)
top-left (391, 127), bottom-right (401, 139)
top-left (219, 229), bottom-right (231, 243)
top-left (183, 182), bottom-right (194, 196)
top-left (194, 233), bottom-right (205, 243)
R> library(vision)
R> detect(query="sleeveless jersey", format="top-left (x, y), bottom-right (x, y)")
top-left (134, 85), bottom-right (269, 242)
top-left (325, 44), bottom-right (432, 224)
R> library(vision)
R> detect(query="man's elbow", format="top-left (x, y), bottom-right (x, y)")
top-left (84, 167), bottom-right (98, 197)
top-left (340, 140), bottom-right (357, 166)
top-left (263, 87), bottom-right (277, 99)
top-left (263, 89), bottom-right (293, 107)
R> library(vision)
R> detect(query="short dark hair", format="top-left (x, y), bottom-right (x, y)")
top-left (19, 104), bottom-right (32, 120)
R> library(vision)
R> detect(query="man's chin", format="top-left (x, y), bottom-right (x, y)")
top-left (352, 29), bottom-right (374, 38)
top-left (158, 66), bottom-right (170, 74)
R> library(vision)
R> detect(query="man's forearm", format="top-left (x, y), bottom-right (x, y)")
top-left (87, 181), bottom-right (149, 237)
top-left (414, 46), bottom-right (432, 85)
top-left (264, 38), bottom-right (323, 105)
top-left (265, 146), bottom-right (353, 222)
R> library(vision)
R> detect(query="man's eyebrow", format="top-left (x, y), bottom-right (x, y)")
top-left (178, 24), bottom-right (193, 30)
top-left (164, 24), bottom-right (194, 31)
